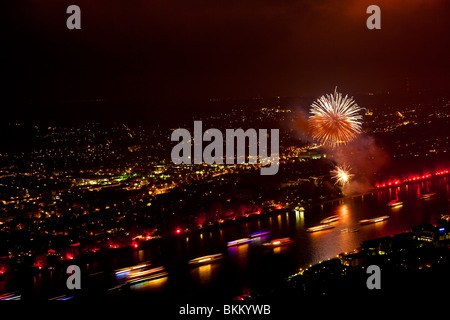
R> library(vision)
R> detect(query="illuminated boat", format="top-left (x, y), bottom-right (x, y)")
top-left (248, 230), bottom-right (271, 238)
top-left (113, 262), bottom-right (168, 287)
top-left (306, 224), bottom-right (335, 232)
top-left (0, 292), bottom-right (21, 300)
top-left (188, 253), bottom-right (224, 266)
top-left (115, 262), bottom-right (152, 279)
top-left (387, 200), bottom-right (403, 207)
top-left (48, 295), bottom-right (74, 301)
top-left (359, 215), bottom-right (390, 225)
top-left (227, 238), bottom-right (251, 247)
top-left (320, 215), bottom-right (340, 224)
top-left (127, 266), bottom-right (168, 284)
top-left (263, 237), bottom-right (294, 247)
top-left (420, 193), bottom-right (436, 199)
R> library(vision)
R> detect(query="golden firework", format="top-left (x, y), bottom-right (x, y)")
top-left (309, 88), bottom-right (362, 147)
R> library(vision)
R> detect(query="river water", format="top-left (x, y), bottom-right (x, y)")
top-left (2, 176), bottom-right (449, 300)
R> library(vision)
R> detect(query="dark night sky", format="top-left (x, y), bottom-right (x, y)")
top-left (3, 0), bottom-right (449, 123)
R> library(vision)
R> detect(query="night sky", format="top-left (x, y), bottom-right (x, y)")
top-left (3, 0), bottom-right (449, 123)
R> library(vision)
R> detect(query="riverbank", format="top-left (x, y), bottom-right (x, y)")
top-left (235, 218), bottom-right (450, 299)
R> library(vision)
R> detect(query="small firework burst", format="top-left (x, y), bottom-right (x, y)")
top-left (331, 164), bottom-right (354, 186)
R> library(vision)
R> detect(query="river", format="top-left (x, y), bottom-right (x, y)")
top-left (2, 175), bottom-right (449, 301)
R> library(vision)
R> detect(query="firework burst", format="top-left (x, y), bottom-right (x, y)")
top-left (308, 88), bottom-right (363, 147)
top-left (331, 164), bottom-right (354, 186)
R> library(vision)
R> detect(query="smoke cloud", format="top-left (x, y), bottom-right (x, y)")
top-left (328, 135), bottom-right (390, 194)
top-left (293, 109), bottom-right (313, 143)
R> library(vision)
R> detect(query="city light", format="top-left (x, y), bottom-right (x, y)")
top-left (375, 168), bottom-right (450, 188)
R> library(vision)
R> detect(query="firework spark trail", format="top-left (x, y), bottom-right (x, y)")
top-left (308, 88), bottom-right (363, 147)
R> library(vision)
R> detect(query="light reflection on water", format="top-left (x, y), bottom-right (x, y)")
top-left (190, 263), bottom-right (221, 285)
top-left (228, 243), bottom-right (249, 266)
top-left (130, 276), bottom-right (168, 292)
